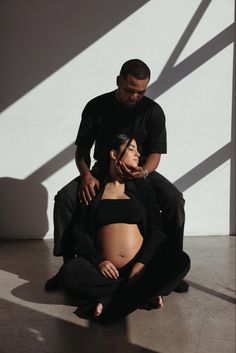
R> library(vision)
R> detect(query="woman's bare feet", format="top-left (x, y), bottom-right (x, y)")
top-left (94, 303), bottom-right (103, 317)
top-left (157, 296), bottom-right (164, 308)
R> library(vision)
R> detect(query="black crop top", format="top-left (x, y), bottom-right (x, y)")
top-left (94, 199), bottom-right (143, 227)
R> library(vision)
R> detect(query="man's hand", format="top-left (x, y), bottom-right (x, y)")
top-left (118, 161), bottom-right (147, 180)
top-left (98, 260), bottom-right (119, 279)
top-left (128, 262), bottom-right (145, 282)
top-left (79, 174), bottom-right (100, 205)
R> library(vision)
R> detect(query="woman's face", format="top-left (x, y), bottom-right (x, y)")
top-left (119, 139), bottom-right (140, 169)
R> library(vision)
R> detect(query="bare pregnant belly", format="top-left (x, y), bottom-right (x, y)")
top-left (96, 223), bottom-right (143, 268)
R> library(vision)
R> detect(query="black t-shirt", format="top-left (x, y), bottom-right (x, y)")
top-left (75, 90), bottom-right (167, 165)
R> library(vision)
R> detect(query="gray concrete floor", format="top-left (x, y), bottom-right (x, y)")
top-left (0, 236), bottom-right (235, 353)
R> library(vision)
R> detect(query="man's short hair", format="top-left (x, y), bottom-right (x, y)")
top-left (120, 59), bottom-right (151, 80)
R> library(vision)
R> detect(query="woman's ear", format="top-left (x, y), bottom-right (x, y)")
top-left (110, 149), bottom-right (117, 161)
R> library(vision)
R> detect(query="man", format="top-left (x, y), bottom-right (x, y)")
top-left (46, 59), bottom-right (188, 292)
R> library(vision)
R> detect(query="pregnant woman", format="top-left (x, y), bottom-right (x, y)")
top-left (60, 134), bottom-right (190, 324)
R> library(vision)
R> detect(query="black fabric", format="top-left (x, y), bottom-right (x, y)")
top-left (61, 248), bottom-right (191, 324)
top-left (94, 198), bottom-right (143, 227)
top-left (53, 171), bottom-right (185, 260)
top-left (75, 91), bottom-right (167, 165)
top-left (71, 179), bottom-right (166, 266)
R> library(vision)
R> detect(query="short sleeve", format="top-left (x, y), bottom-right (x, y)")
top-left (75, 101), bottom-right (97, 150)
top-left (145, 104), bottom-right (167, 154)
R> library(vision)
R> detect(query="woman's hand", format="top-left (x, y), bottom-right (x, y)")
top-left (98, 260), bottom-right (119, 279)
top-left (79, 175), bottom-right (100, 205)
top-left (128, 262), bottom-right (145, 282)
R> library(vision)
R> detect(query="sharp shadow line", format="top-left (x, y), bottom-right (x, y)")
top-left (1, 1), bottom-right (234, 235)
top-left (230, 6), bottom-right (236, 235)
top-left (0, 0), bottom-right (150, 112)
top-left (0, 297), bottom-right (158, 353)
top-left (147, 0), bottom-right (212, 99)
top-left (188, 280), bottom-right (236, 304)
top-left (174, 143), bottom-right (231, 192)
top-left (147, 24), bottom-right (234, 98)
top-left (153, 0), bottom-right (212, 76)
top-left (25, 143), bottom-right (75, 183)
top-left (21, 12), bottom-right (234, 185)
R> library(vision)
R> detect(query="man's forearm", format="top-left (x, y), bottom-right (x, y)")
top-left (75, 146), bottom-right (91, 175)
top-left (142, 153), bottom-right (161, 173)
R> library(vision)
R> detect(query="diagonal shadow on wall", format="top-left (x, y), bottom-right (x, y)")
top-left (174, 143), bottom-right (232, 192)
top-left (22, 0), bottom-right (235, 188)
top-left (0, 1), bottom-right (234, 347)
top-left (24, 0), bottom-right (236, 234)
top-left (146, 0), bottom-right (234, 98)
top-left (230, 17), bottom-right (236, 235)
top-left (0, 0), bottom-right (235, 238)
top-left (0, 0), bottom-right (149, 239)
top-left (0, 0), bottom-right (149, 112)
top-left (147, 0), bottom-right (235, 234)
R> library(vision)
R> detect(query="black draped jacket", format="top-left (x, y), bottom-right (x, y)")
top-left (71, 178), bottom-right (166, 266)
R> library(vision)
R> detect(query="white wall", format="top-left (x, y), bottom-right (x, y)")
top-left (0, 0), bottom-right (235, 238)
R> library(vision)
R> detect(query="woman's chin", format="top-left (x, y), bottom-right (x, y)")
top-left (129, 165), bottom-right (138, 171)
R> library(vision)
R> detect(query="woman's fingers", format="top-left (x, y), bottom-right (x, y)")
top-left (100, 261), bottom-right (119, 279)
top-left (109, 266), bottom-right (119, 279)
top-left (103, 267), bottom-right (118, 279)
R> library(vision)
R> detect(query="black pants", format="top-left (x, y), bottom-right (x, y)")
top-left (61, 247), bottom-right (190, 325)
top-left (53, 171), bottom-right (185, 260)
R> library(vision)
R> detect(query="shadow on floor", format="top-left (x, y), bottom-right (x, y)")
top-left (0, 297), bottom-right (159, 353)
top-left (188, 280), bottom-right (236, 304)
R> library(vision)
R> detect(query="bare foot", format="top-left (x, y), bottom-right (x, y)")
top-left (94, 303), bottom-right (103, 317)
top-left (157, 296), bottom-right (164, 308)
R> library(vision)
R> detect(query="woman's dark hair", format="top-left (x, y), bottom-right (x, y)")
top-left (99, 134), bottom-right (133, 182)
top-left (109, 134), bottom-right (133, 160)
top-left (120, 59), bottom-right (151, 80)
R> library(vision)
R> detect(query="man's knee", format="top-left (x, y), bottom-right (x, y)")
top-left (53, 177), bottom-right (80, 257)
top-left (163, 186), bottom-right (184, 208)
top-left (54, 176), bottom-right (80, 205)
top-left (148, 172), bottom-right (184, 210)
top-left (61, 258), bottom-right (80, 289)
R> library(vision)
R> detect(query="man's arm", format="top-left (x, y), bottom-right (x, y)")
top-left (142, 153), bottom-right (161, 173)
top-left (75, 146), bottom-right (91, 174)
top-left (75, 146), bottom-right (100, 205)
top-left (119, 153), bottom-right (161, 179)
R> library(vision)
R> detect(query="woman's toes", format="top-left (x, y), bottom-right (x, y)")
top-left (158, 296), bottom-right (164, 308)
top-left (94, 303), bottom-right (103, 317)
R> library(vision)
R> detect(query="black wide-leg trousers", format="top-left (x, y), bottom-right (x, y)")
top-left (61, 247), bottom-right (190, 325)
top-left (53, 171), bottom-right (185, 260)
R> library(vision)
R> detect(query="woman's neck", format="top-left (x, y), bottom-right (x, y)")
top-left (108, 163), bottom-right (125, 184)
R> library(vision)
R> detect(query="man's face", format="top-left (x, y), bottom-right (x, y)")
top-left (116, 74), bottom-right (149, 107)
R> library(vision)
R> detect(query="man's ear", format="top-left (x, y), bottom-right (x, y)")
top-left (110, 149), bottom-right (117, 161)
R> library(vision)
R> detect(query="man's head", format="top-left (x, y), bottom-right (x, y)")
top-left (116, 59), bottom-right (150, 107)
